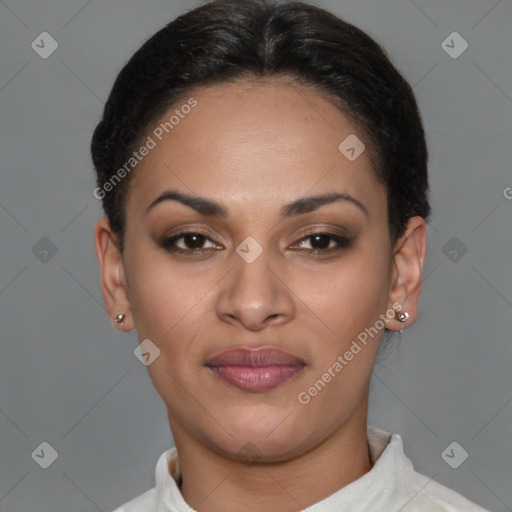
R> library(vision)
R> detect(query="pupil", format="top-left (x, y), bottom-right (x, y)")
top-left (311, 234), bottom-right (330, 250)
top-left (185, 234), bottom-right (205, 249)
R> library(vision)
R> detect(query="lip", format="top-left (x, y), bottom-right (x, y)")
top-left (205, 347), bottom-right (305, 392)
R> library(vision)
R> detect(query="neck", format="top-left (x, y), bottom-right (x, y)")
top-left (170, 407), bottom-right (373, 512)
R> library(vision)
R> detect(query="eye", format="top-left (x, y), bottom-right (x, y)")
top-left (291, 231), bottom-right (351, 254)
top-left (160, 230), bottom-right (223, 254)
top-left (160, 229), bottom-right (352, 256)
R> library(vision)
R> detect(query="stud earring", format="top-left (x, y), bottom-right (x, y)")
top-left (396, 311), bottom-right (409, 323)
top-left (114, 313), bottom-right (125, 325)
top-left (396, 310), bottom-right (409, 343)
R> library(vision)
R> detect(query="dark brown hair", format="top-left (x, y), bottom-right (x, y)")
top-left (91, 0), bottom-right (430, 254)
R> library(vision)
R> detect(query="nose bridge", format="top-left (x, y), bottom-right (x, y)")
top-left (232, 239), bottom-right (277, 306)
top-left (216, 237), bottom-right (295, 329)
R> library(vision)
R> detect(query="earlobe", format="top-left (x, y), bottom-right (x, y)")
top-left (93, 216), bottom-right (133, 331)
top-left (387, 216), bottom-right (427, 332)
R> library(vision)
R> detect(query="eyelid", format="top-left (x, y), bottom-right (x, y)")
top-left (297, 224), bottom-right (351, 236)
top-left (289, 230), bottom-right (352, 252)
top-left (288, 223), bottom-right (353, 243)
top-left (163, 228), bottom-right (223, 249)
top-left (163, 224), bottom-right (225, 242)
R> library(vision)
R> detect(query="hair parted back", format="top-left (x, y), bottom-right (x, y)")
top-left (91, 0), bottom-right (430, 254)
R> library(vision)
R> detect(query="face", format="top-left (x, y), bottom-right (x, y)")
top-left (97, 78), bottom-right (420, 462)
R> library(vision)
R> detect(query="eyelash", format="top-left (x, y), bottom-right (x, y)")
top-left (160, 228), bottom-right (352, 256)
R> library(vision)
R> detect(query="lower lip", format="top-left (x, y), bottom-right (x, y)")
top-left (207, 365), bottom-right (304, 392)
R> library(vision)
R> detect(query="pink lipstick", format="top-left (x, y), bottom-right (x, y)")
top-left (205, 347), bottom-right (305, 392)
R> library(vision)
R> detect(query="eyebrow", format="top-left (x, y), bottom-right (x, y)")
top-left (145, 189), bottom-right (369, 219)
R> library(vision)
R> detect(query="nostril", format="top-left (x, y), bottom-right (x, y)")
top-left (265, 314), bottom-right (280, 324)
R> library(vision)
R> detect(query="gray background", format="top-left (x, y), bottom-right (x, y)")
top-left (0, 0), bottom-right (511, 511)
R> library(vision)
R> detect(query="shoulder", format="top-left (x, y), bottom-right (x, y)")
top-left (109, 447), bottom-right (178, 512)
top-left (401, 476), bottom-right (491, 511)
top-left (387, 432), bottom-right (490, 511)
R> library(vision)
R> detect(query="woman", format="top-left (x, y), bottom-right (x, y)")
top-left (91, 0), bottom-right (490, 510)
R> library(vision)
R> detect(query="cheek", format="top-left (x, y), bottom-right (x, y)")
top-left (289, 252), bottom-right (391, 417)
top-left (125, 253), bottom-right (224, 386)
top-left (295, 251), bottom-right (391, 338)
top-left (127, 249), bottom-right (212, 338)
top-left (292, 262), bottom-right (388, 424)
top-left (126, 259), bottom-right (213, 397)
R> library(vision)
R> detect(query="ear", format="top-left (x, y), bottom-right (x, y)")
top-left (93, 216), bottom-right (134, 331)
top-left (386, 216), bottom-right (428, 332)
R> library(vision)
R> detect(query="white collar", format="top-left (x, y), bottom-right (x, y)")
top-left (150, 425), bottom-right (488, 511)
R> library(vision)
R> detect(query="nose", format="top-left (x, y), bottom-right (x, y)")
top-left (216, 246), bottom-right (295, 331)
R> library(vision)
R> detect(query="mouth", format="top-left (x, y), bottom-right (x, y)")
top-left (205, 347), bottom-right (306, 392)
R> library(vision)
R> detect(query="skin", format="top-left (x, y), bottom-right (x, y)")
top-left (94, 77), bottom-right (427, 512)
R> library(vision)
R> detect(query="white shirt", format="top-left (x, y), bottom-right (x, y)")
top-left (112, 426), bottom-right (490, 512)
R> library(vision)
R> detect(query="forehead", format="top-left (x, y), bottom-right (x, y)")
top-left (126, 78), bottom-right (385, 217)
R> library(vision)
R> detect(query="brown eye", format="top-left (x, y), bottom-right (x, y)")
top-left (161, 231), bottom-right (222, 253)
top-left (177, 233), bottom-right (208, 250)
top-left (292, 232), bottom-right (351, 254)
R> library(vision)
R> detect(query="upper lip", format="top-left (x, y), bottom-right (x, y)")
top-left (205, 347), bottom-right (305, 367)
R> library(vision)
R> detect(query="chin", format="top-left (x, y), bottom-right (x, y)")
top-left (217, 421), bottom-right (311, 463)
